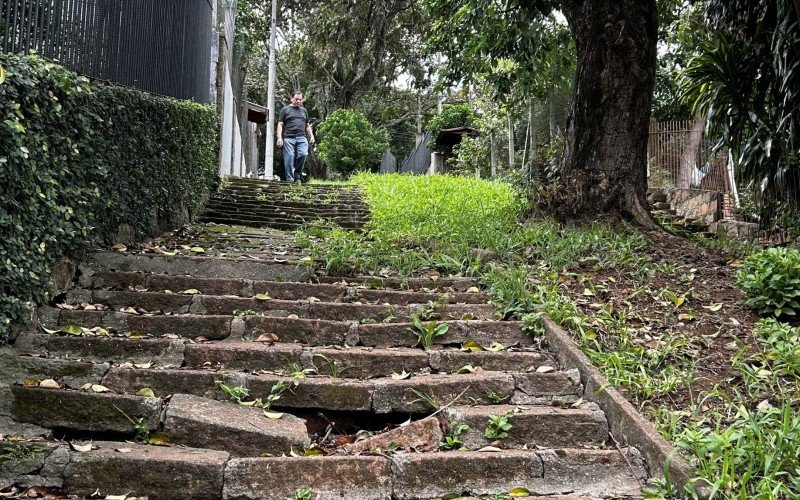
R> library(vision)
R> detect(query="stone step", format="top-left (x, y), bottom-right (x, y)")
top-left (62, 441), bottom-right (229, 500)
top-left (196, 214), bottom-right (363, 231)
top-left (315, 274), bottom-right (480, 292)
top-left (648, 191), bottom-right (668, 203)
top-left (81, 251), bottom-right (310, 281)
top-left (204, 199), bottom-right (369, 215)
top-left (202, 203), bottom-right (369, 221)
top-left (164, 393), bottom-right (310, 457)
top-left (443, 403), bottom-right (608, 449)
top-left (101, 367), bottom-right (582, 413)
top-left (223, 449), bottom-right (645, 499)
top-left (11, 386), bottom-right (162, 435)
top-left (650, 201), bottom-right (671, 211)
top-left (80, 271), bottom-right (488, 304)
top-left (62, 290), bottom-right (496, 322)
top-left (35, 439), bottom-right (641, 500)
top-left (183, 342), bottom-right (554, 377)
top-left (40, 308), bottom-right (530, 347)
top-left (14, 333), bottom-right (185, 366)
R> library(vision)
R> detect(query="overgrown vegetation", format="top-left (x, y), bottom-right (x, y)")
top-left (737, 247), bottom-right (800, 318)
top-left (302, 173), bottom-right (798, 497)
top-left (0, 53), bottom-right (218, 341)
top-left (297, 173), bottom-right (527, 277)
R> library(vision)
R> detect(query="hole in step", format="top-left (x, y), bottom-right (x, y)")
top-left (51, 427), bottom-right (142, 444)
top-left (286, 409), bottom-right (437, 451)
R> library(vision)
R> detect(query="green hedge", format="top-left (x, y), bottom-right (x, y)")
top-left (0, 53), bottom-right (219, 340)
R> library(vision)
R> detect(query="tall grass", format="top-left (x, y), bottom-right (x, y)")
top-left (299, 173), bottom-right (528, 276)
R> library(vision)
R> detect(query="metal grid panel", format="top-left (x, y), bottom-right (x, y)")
top-left (1, 0), bottom-right (213, 102)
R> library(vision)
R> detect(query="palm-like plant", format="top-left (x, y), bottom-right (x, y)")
top-left (679, 0), bottom-right (800, 231)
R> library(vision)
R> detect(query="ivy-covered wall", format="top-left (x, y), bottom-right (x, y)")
top-left (0, 53), bottom-right (219, 340)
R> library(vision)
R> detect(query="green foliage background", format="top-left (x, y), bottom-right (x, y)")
top-left (316, 109), bottom-right (389, 177)
top-left (0, 53), bottom-right (218, 340)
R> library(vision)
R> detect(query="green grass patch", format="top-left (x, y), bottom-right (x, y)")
top-left (298, 173), bottom-right (528, 276)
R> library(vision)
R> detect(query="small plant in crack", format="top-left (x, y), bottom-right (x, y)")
top-left (0, 443), bottom-right (49, 463)
top-left (439, 421), bottom-right (469, 450)
top-left (410, 388), bottom-right (440, 410)
top-left (262, 378), bottom-right (300, 411)
top-left (280, 361), bottom-right (315, 379)
top-left (233, 309), bottom-right (257, 317)
top-left (485, 390), bottom-right (506, 404)
top-left (286, 487), bottom-right (313, 500)
top-left (485, 411), bottom-right (514, 440)
top-left (113, 404), bottom-right (150, 441)
top-left (312, 353), bottom-right (349, 378)
top-left (216, 381), bottom-right (250, 404)
top-left (408, 316), bottom-right (449, 351)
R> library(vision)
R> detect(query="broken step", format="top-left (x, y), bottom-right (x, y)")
top-left (11, 385), bottom-right (161, 435)
top-left (164, 393), bottom-right (310, 457)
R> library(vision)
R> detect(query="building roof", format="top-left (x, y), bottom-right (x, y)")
top-left (435, 126), bottom-right (479, 148)
top-left (246, 102), bottom-right (268, 124)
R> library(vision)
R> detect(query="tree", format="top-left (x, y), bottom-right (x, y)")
top-left (316, 109), bottom-right (390, 177)
top-left (280, 0), bottom-right (432, 116)
top-left (424, 0), bottom-right (659, 227)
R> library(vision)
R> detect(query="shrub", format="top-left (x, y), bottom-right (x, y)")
top-left (315, 109), bottom-right (389, 177)
top-left (737, 247), bottom-right (800, 317)
top-left (0, 53), bottom-right (218, 340)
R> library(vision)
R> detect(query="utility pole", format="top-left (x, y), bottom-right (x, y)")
top-left (263, 0), bottom-right (277, 179)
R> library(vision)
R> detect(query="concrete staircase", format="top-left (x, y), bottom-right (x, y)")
top-left (1, 181), bottom-right (647, 499)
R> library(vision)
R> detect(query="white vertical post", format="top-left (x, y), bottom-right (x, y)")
top-left (264, 0), bottom-right (277, 179)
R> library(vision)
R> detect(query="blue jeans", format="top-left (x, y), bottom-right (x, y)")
top-left (282, 136), bottom-right (308, 182)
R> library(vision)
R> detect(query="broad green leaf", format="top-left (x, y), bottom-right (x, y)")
top-left (136, 388), bottom-right (155, 397)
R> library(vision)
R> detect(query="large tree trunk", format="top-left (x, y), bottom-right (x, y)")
top-left (561, 0), bottom-right (658, 228)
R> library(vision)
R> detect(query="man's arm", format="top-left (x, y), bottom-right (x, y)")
top-left (306, 123), bottom-right (315, 145)
top-left (276, 121), bottom-right (283, 147)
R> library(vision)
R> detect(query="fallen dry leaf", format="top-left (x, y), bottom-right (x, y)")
top-left (38, 379), bottom-right (60, 389)
top-left (255, 332), bottom-right (279, 342)
top-left (69, 441), bottom-right (93, 452)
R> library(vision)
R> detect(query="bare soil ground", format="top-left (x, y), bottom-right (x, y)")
top-left (558, 231), bottom-right (761, 420)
